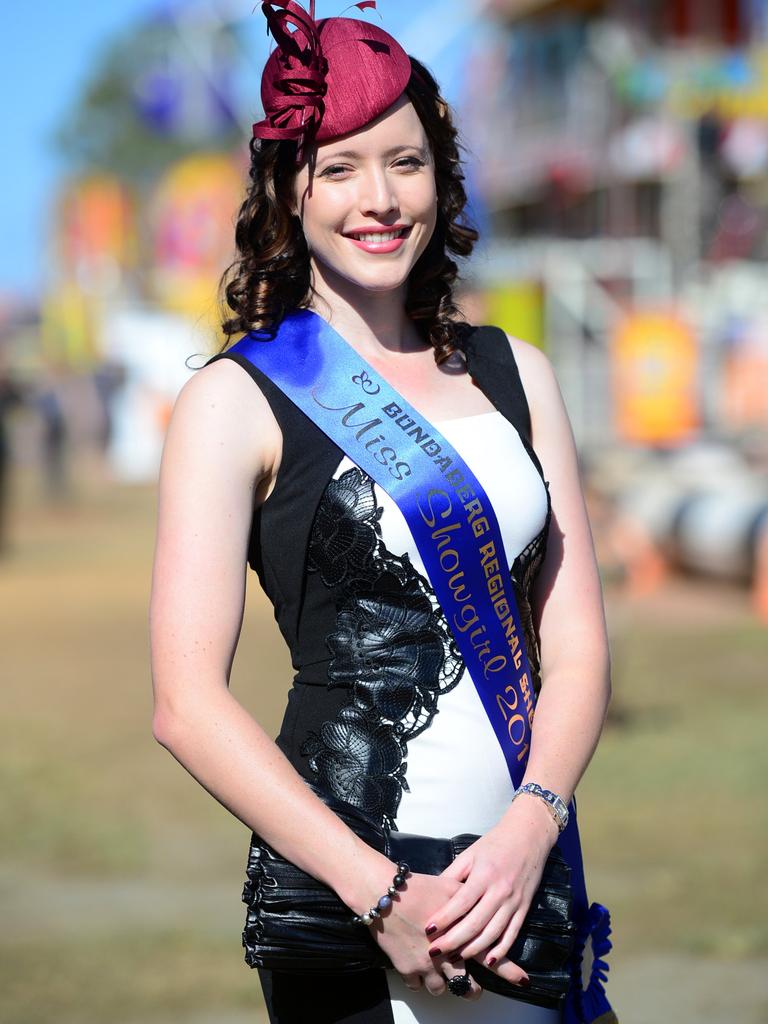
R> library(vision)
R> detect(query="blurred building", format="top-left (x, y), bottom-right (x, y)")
top-left (456, 0), bottom-right (768, 610)
top-left (472, 0), bottom-right (768, 267)
top-left (459, 0), bottom-right (768, 451)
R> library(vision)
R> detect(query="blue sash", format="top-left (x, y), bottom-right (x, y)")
top-left (227, 308), bottom-right (615, 1023)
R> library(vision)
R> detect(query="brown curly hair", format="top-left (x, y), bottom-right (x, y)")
top-left (217, 57), bottom-right (478, 363)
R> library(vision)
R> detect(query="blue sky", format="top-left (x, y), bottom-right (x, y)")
top-left (3, 0), bottom-right (161, 300)
top-left (1, 0), bottom-right (476, 303)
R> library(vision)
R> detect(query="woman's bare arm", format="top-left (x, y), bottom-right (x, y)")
top-left (423, 337), bottom-right (611, 965)
top-left (510, 334), bottom-right (612, 805)
top-left (150, 359), bottom-right (397, 902)
top-left (149, 358), bottom-right (473, 992)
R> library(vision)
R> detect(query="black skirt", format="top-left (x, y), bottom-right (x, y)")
top-left (258, 965), bottom-right (396, 1023)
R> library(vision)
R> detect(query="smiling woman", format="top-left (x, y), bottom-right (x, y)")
top-left (149, 2), bottom-right (615, 1023)
top-left (216, 38), bottom-right (476, 364)
top-left (290, 98), bottom-right (437, 294)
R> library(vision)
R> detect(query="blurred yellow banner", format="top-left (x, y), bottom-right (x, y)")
top-left (41, 282), bottom-right (98, 368)
top-left (485, 281), bottom-right (545, 351)
top-left (612, 309), bottom-right (699, 445)
top-left (150, 153), bottom-right (243, 335)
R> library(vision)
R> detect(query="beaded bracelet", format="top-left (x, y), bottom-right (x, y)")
top-left (352, 861), bottom-right (410, 926)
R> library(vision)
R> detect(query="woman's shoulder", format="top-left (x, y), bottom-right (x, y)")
top-left (495, 331), bottom-right (570, 451)
top-left (180, 352), bottom-right (274, 420)
top-left (166, 353), bottom-right (281, 472)
top-left (502, 332), bottom-right (557, 389)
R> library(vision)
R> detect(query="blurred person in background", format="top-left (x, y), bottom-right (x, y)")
top-left (92, 360), bottom-right (126, 455)
top-left (150, 3), bottom-right (614, 1022)
top-left (35, 363), bottom-right (69, 503)
top-left (0, 352), bottom-right (25, 556)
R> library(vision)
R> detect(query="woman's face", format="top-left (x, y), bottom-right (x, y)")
top-left (292, 95), bottom-right (438, 298)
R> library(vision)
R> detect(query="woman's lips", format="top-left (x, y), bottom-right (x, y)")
top-left (345, 227), bottom-right (411, 254)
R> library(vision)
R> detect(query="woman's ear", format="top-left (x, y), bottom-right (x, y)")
top-left (288, 182), bottom-right (303, 221)
top-left (291, 194), bottom-right (306, 224)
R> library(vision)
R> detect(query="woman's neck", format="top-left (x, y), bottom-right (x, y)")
top-left (307, 265), bottom-right (428, 360)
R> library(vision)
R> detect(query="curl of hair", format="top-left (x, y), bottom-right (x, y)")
top-left (217, 56), bottom-right (478, 363)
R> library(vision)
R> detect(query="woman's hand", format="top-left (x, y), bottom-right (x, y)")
top-left (422, 796), bottom-right (559, 977)
top-left (368, 872), bottom-right (483, 1000)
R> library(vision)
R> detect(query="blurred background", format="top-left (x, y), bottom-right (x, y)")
top-left (1, 1), bottom-right (767, 1022)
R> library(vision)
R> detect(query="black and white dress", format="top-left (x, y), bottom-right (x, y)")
top-left (207, 324), bottom-right (560, 1023)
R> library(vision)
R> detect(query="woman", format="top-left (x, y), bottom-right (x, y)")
top-left (149, 3), bottom-right (613, 1022)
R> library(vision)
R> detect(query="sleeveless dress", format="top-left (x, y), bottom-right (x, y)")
top-left (206, 324), bottom-right (560, 1024)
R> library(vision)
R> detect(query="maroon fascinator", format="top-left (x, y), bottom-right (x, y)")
top-left (252, 1), bottom-right (412, 160)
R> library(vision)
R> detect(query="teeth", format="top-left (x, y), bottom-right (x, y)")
top-left (351, 230), bottom-right (405, 242)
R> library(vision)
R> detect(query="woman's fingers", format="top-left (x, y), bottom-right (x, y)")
top-left (422, 968), bottom-right (447, 996)
top-left (450, 904), bottom-right (511, 962)
top-left (481, 908), bottom-right (526, 967)
top-left (439, 854), bottom-right (471, 882)
top-left (427, 891), bottom-right (499, 956)
top-left (400, 972), bottom-right (423, 992)
top-left (422, 956), bottom-right (484, 999)
top-left (487, 951), bottom-right (529, 987)
top-left (423, 884), bottom-right (483, 937)
top-left (424, 881), bottom-right (482, 937)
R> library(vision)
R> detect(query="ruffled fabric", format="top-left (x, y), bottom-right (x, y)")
top-left (252, 1), bottom-right (329, 158)
top-left (564, 902), bottom-right (618, 1024)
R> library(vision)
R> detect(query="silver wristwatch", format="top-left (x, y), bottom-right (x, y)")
top-left (511, 782), bottom-right (569, 833)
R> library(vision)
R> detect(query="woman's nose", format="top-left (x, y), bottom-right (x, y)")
top-left (358, 169), bottom-right (398, 217)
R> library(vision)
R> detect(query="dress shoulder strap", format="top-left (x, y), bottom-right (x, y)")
top-left (461, 325), bottom-right (532, 442)
top-left (460, 324), bottom-right (544, 479)
top-left (201, 347), bottom-right (344, 578)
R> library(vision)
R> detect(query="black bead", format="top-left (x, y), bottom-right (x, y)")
top-left (393, 873), bottom-right (406, 889)
top-left (447, 972), bottom-right (472, 997)
top-left (397, 862), bottom-right (410, 875)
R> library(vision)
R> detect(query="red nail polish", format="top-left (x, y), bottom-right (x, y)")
top-left (519, 977), bottom-right (531, 988)
top-left (486, 956), bottom-right (497, 967)
top-left (425, 924), bottom-right (437, 936)
top-left (429, 947), bottom-right (441, 958)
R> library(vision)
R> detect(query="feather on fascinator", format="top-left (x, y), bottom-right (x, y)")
top-left (252, 1), bottom-right (412, 161)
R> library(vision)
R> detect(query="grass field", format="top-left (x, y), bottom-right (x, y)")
top-left (1, 463), bottom-right (767, 1024)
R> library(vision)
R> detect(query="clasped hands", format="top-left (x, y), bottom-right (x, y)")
top-left (374, 799), bottom-right (559, 999)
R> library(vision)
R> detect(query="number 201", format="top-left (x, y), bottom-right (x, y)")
top-left (496, 686), bottom-right (529, 760)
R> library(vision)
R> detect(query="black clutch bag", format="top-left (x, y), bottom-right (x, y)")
top-left (241, 783), bottom-right (576, 1009)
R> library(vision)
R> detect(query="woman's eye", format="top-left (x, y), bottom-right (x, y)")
top-left (320, 164), bottom-right (350, 178)
top-left (395, 157), bottom-right (425, 170)
top-left (320, 158), bottom-right (424, 177)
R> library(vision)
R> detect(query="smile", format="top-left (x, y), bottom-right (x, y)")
top-left (348, 229), bottom-right (407, 242)
top-left (344, 226), bottom-right (411, 254)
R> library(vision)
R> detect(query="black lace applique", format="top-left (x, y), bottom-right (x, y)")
top-left (303, 468), bottom-right (462, 829)
top-left (302, 468), bottom-right (551, 828)
top-left (306, 468), bottom-right (383, 588)
top-left (300, 705), bottom-right (408, 827)
top-left (510, 481), bottom-right (552, 696)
